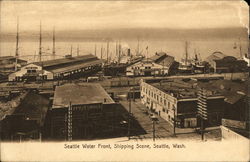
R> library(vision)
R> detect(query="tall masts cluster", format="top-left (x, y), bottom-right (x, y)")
top-left (52, 27), bottom-right (56, 59)
top-left (39, 21), bottom-right (42, 63)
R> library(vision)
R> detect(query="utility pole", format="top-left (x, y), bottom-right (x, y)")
top-left (153, 120), bottom-right (156, 141)
top-left (197, 88), bottom-right (208, 141)
top-left (128, 89), bottom-right (131, 140)
top-left (52, 26), bottom-right (55, 60)
top-left (39, 21), bottom-right (42, 63)
top-left (15, 17), bottom-right (19, 71)
top-left (68, 101), bottom-right (73, 141)
top-left (151, 115), bottom-right (158, 141)
top-left (172, 106), bottom-right (176, 136)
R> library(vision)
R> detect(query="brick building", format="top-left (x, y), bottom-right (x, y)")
top-left (140, 79), bottom-right (225, 128)
top-left (49, 83), bottom-right (120, 140)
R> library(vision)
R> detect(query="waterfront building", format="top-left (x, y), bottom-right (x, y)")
top-left (8, 54), bottom-right (102, 81)
top-left (126, 52), bottom-right (177, 77)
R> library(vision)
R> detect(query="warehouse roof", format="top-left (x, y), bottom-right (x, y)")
top-left (52, 83), bottom-right (115, 109)
top-left (34, 54), bottom-right (97, 68)
top-left (0, 56), bottom-right (27, 62)
top-left (49, 59), bottom-right (103, 74)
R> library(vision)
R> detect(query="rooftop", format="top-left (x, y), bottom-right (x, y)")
top-left (146, 79), bottom-right (225, 99)
top-left (7, 91), bottom-right (49, 126)
top-left (150, 52), bottom-right (166, 62)
top-left (52, 83), bottom-right (115, 109)
top-left (49, 59), bottom-right (103, 74)
top-left (0, 56), bottom-right (27, 62)
top-left (34, 54), bottom-right (97, 68)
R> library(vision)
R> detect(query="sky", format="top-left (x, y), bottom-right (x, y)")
top-left (0, 0), bottom-right (249, 33)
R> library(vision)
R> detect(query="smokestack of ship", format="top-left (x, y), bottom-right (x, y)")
top-left (127, 48), bottom-right (131, 56)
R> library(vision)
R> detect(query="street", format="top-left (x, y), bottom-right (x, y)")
top-left (119, 99), bottom-right (222, 141)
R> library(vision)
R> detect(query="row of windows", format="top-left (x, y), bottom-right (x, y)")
top-left (143, 85), bottom-right (174, 110)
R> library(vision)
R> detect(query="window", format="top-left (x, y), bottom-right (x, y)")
top-left (164, 100), bottom-right (166, 106)
top-left (157, 95), bottom-right (159, 101)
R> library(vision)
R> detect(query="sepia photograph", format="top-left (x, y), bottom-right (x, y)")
top-left (0, 0), bottom-right (249, 161)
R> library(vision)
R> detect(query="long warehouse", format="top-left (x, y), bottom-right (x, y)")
top-left (8, 54), bottom-right (103, 81)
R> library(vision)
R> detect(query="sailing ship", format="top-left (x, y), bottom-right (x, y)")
top-left (103, 40), bottom-right (144, 76)
top-left (191, 49), bottom-right (205, 74)
top-left (178, 41), bottom-right (193, 74)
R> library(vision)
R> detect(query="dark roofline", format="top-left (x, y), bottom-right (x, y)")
top-left (0, 56), bottom-right (27, 62)
top-left (33, 54), bottom-right (96, 67)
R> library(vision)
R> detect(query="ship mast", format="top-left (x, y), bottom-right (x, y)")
top-left (94, 44), bottom-right (97, 56)
top-left (15, 17), bottom-right (19, 71)
top-left (118, 40), bottom-right (121, 63)
top-left (185, 41), bottom-right (188, 66)
top-left (239, 37), bottom-right (242, 59)
top-left (52, 27), bottom-right (56, 60)
top-left (137, 37), bottom-right (140, 56)
top-left (106, 41), bottom-right (109, 63)
top-left (39, 21), bottom-right (42, 63)
top-left (70, 45), bottom-right (73, 57)
top-left (77, 45), bottom-right (79, 56)
top-left (101, 45), bottom-right (103, 59)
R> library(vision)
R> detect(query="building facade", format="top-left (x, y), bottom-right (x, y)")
top-left (8, 54), bottom-right (102, 81)
top-left (126, 60), bottom-right (167, 77)
top-left (49, 83), bottom-right (120, 140)
top-left (8, 63), bottom-right (53, 81)
top-left (140, 79), bottom-right (225, 128)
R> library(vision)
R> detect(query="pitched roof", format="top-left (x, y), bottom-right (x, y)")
top-left (52, 83), bottom-right (115, 109)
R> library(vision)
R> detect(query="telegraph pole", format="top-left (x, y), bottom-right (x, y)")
top-left (173, 106), bottom-right (176, 136)
top-left (68, 102), bottom-right (73, 141)
top-left (197, 88), bottom-right (208, 141)
top-left (153, 120), bottom-right (155, 141)
top-left (151, 115), bottom-right (158, 141)
top-left (128, 90), bottom-right (131, 140)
